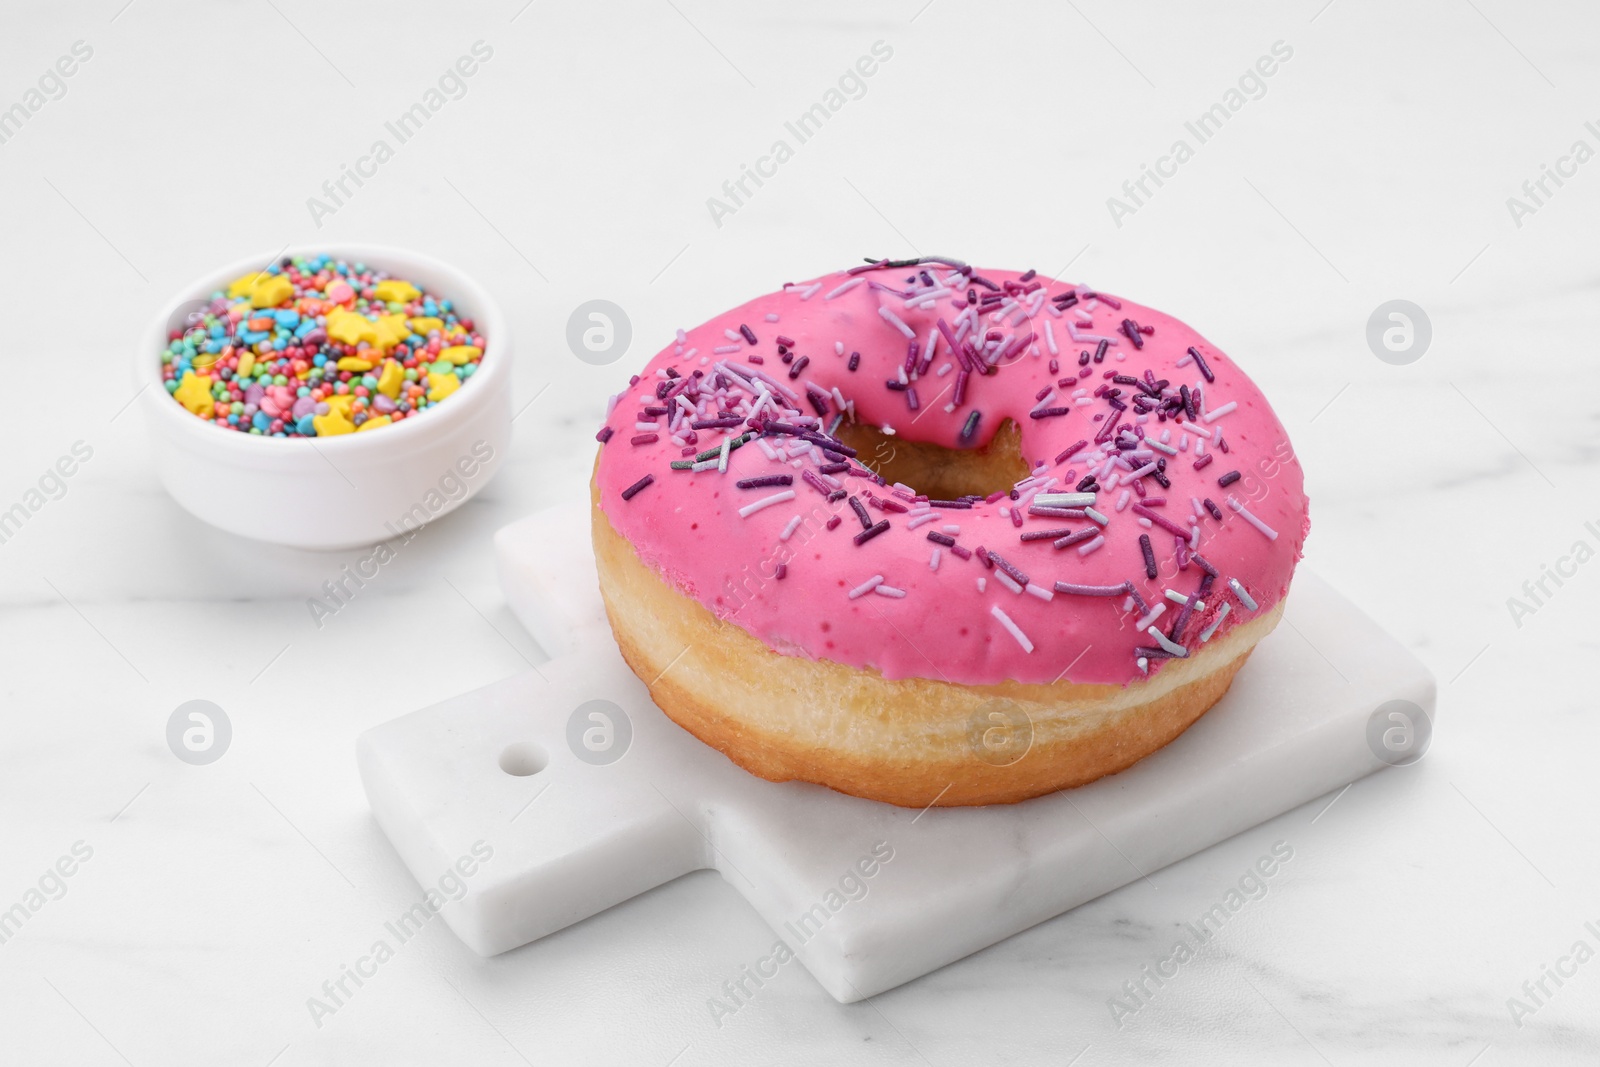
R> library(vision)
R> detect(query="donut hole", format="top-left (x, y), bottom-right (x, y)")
top-left (837, 418), bottom-right (1031, 501)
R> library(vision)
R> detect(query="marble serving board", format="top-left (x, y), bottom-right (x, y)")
top-left (356, 502), bottom-right (1435, 1003)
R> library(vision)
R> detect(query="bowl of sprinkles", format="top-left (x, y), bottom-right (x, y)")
top-left (138, 245), bottom-right (512, 550)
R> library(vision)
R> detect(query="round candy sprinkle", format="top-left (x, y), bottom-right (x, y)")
top-left (161, 254), bottom-right (487, 437)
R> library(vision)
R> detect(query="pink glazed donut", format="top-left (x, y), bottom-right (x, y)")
top-left (591, 257), bottom-right (1309, 806)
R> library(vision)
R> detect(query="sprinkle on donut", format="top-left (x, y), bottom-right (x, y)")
top-left (594, 258), bottom-right (1308, 688)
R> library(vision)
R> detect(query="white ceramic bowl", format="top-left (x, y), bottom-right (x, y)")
top-left (137, 244), bottom-right (513, 550)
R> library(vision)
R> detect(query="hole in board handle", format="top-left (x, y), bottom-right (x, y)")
top-left (499, 741), bottom-right (548, 777)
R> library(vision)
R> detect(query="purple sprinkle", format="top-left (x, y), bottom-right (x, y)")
top-left (848, 352), bottom-right (860, 371)
top-left (1190, 552), bottom-right (1218, 577)
top-left (1055, 440), bottom-right (1088, 465)
top-left (826, 515), bottom-right (842, 530)
top-left (1055, 581), bottom-right (1133, 597)
top-left (1218, 470), bottom-right (1241, 487)
top-left (630, 433), bottom-right (659, 446)
top-left (595, 425), bottom-right (614, 443)
top-left (853, 519), bottom-right (890, 546)
top-left (949, 544), bottom-right (973, 560)
top-left (740, 324), bottom-right (757, 345)
top-left (1204, 498), bottom-right (1224, 521)
top-left (849, 495), bottom-right (872, 528)
top-left (801, 469), bottom-right (833, 497)
top-left (775, 563), bottom-right (787, 579)
top-left (776, 335), bottom-right (795, 347)
top-left (1193, 453), bottom-right (1215, 471)
top-left (927, 499), bottom-right (973, 509)
top-left (620, 474), bottom-right (654, 501)
top-left (1139, 534), bottom-right (1157, 579)
top-left (1134, 503), bottom-right (1191, 539)
top-left (788, 355), bottom-right (810, 380)
top-left (927, 531), bottom-right (956, 546)
top-left (959, 410), bottom-right (981, 443)
top-left (1188, 346), bottom-right (1215, 383)
top-left (1053, 528), bottom-right (1099, 550)
top-left (737, 474), bottom-right (793, 489)
top-left (1030, 406), bottom-right (1072, 419)
top-left (1021, 527), bottom-right (1075, 542)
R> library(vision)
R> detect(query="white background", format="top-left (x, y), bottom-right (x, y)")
top-left (2, 0), bottom-right (1598, 1063)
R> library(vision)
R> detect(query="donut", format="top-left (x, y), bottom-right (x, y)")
top-left (590, 258), bottom-right (1308, 807)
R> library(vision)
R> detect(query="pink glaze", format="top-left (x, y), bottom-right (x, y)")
top-left (594, 261), bottom-right (1309, 687)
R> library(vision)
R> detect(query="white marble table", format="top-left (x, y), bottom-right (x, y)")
top-left (2, 1), bottom-right (1596, 1064)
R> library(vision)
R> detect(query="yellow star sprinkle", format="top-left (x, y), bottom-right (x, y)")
top-left (325, 308), bottom-right (378, 347)
top-left (376, 359), bottom-right (404, 399)
top-left (372, 280), bottom-right (420, 304)
top-left (373, 313), bottom-right (411, 351)
top-left (427, 371), bottom-right (460, 402)
top-left (336, 356), bottom-right (373, 372)
top-left (312, 409), bottom-right (354, 436)
top-left (174, 372), bottom-right (214, 416)
top-left (440, 345), bottom-right (481, 366)
top-left (355, 415), bottom-right (393, 432)
top-left (324, 393), bottom-right (355, 416)
top-left (408, 316), bottom-right (443, 335)
top-left (249, 274), bottom-right (294, 309)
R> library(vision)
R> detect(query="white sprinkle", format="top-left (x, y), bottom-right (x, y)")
top-left (799, 282), bottom-right (823, 300)
top-left (1077, 535), bottom-right (1105, 556)
top-left (1226, 496), bottom-right (1279, 540)
top-left (1191, 496), bottom-right (1204, 519)
top-left (929, 548), bottom-right (941, 571)
top-left (848, 575), bottom-right (885, 599)
top-left (1147, 626), bottom-right (1187, 657)
top-left (937, 361), bottom-right (954, 377)
top-left (976, 577), bottom-right (987, 593)
top-left (1115, 489), bottom-right (1131, 512)
top-left (739, 490), bottom-right (796, 517)
top-left (1126, 461), bottom-right (1158, 481)
top-left (780, 514), bottom-right (802, 540)
top-left (876, 584), bottom-right (907, 598)
top-left (691, 459), bottom-right (719, 471)
top-left (1133, 602), bottom-right (1167, 630)
top-left (907, 511), bottom-right (941, 530)
top-left (1044, 320), bottom-right (1059, 355)
top-left (1025, 582), bottom-right (1054, 601)
top-left (835, 340), bottom-right (845, 355)
top-left (942, 524), bottom-right (960, 535)
top-left (713, 344), bottom-right (742, 354)
top-left (764, 312), bottom-right (779, 322)
top-left (1085, 507), bottom-right (1109, 526)
top-left (635, 421), bottom-right (660, 432)
top-left (1145, 438), bottom-right (1178, 456)
top-left (990, 604), bottom-right (1034, 653)
top-left (825, 277), bottom-right (866, 300)
top-left (717, 435), bottom-right (732, 473)
top-left (878, 306), bottom-right (917, 339)
top-left (1033, 492), bottom-right (1097, 507)
top-left (995, 571), bottom-right (1024, 595)
top-left (675, 328), bottom-right (688, 344)
top-left (1200, 603), bottom-right (1231, 641)
top-left (1138, 517), bottom-right (1153, 528)
top-left (1137, 656), bottom-right (1150, 673)
top-left (724, 328), bottom-right (742, 342)
top-left (1202, 401), bottom-right (1237, 424)
top-left (681, 347), bottom-right (697, 360)
top-left (1176, 354), bottom-right (1192, 367)
top-left (1228, 578), bottom-right (1258, 611)
top-left (1165, 589), bottom-right (1205, 611)
top-left (1179, 420), bottom-right (1211, 439)
top-left (755, 437), bottom-right (780, 461)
